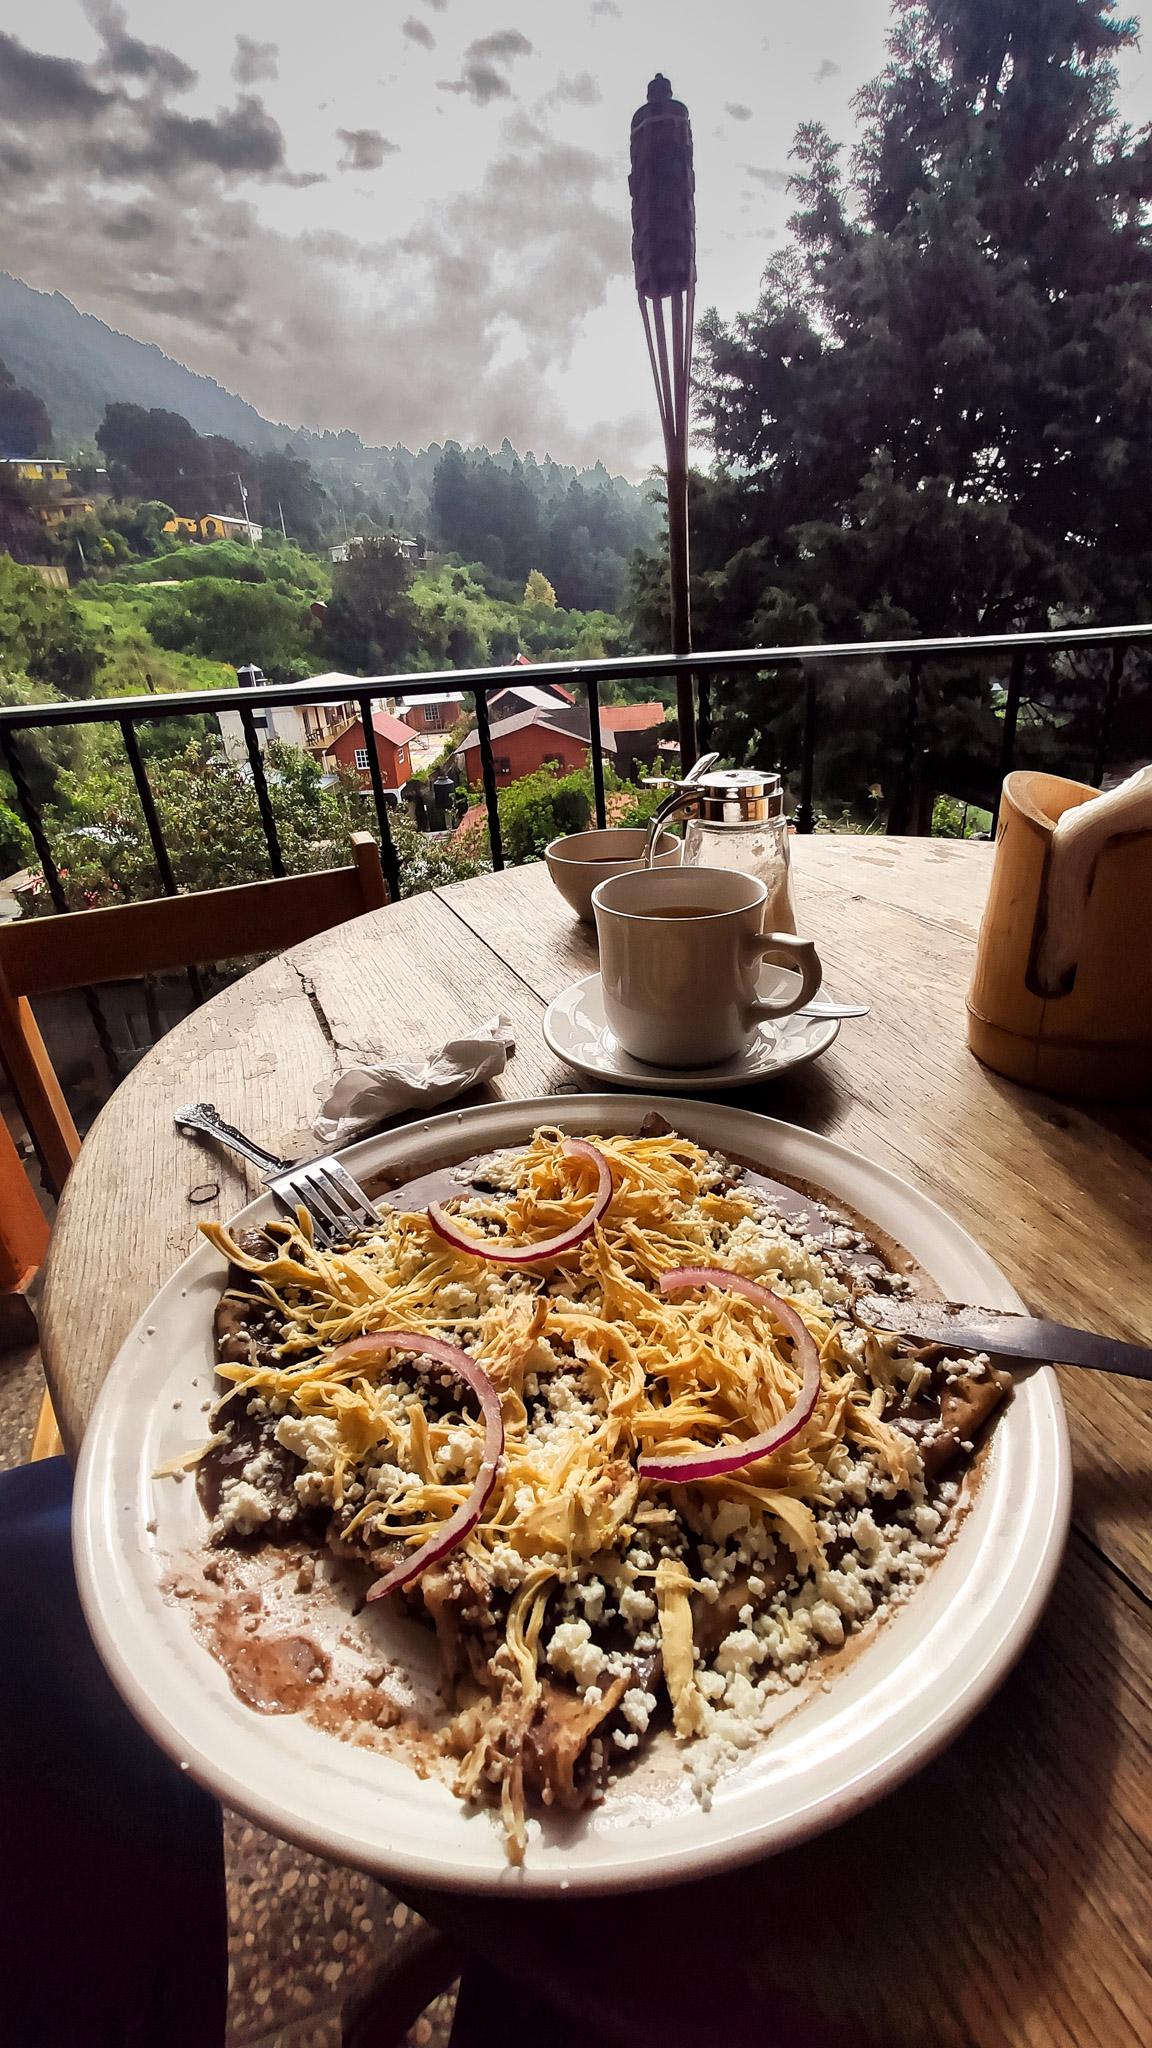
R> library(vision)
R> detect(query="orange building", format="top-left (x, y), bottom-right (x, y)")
top-left (323, 709), bottom-right (417, 792)
top-left (455, 707), bottom-right (617, 789)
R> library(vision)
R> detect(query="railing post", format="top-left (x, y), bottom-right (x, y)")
top-left (992, 646), bottom-right (1026, 833)
top-left (1091, 643), bottom-right (1125, 787)
top-left (239, 705), bottom-right (285, 877)
top-left (796, 669), bottom-right (817, 833)
top-left (584, 678), bottom-right (608, 829)
top-left (696, 673), bottom-right (712, 753)
top-left (0, 730), bottom-right (121, 1083)
top-left (473, 689), bottom-right (505, 871)
top-left (118, 717), bottom-right (205, 1004)
top-left (0, 728), bottom-right (69, 912)
top-left (355, 693), bottom-right (402, 900)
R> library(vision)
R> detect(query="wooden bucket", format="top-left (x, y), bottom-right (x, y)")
top-left (966, 769), bottom-right (1152, 1100)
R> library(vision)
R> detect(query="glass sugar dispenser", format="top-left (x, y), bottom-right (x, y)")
top-left (642, 759), bottom-right (797, 932)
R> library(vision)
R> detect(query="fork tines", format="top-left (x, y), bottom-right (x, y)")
top-left (273, 1157), bottom-right (378, 1244)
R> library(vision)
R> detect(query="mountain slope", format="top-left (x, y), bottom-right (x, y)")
top-left (0, 273), bottom-right (282, 449)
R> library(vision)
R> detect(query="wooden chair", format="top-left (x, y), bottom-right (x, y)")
top-left (0, 833), bottom-right (389, 1459)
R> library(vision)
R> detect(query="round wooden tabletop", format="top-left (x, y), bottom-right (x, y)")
top-left (42, 837), bottom-right (1152, 2045)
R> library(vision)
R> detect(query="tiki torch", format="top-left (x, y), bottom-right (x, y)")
top-left (630, 73), bottom-right (697, 767)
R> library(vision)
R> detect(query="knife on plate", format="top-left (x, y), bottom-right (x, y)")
top-left (854, 1294), bottom-right (1152, 1382)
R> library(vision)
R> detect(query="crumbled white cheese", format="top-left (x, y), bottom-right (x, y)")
top-left (620, 1687), bottom-right (656, 1733)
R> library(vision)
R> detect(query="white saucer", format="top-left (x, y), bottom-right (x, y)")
top-left (542, 968), bottom-right (841, 1090)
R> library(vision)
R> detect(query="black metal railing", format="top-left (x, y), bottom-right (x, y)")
top-left (1, 622), bottom-right (1148, 1121)
top-left (2, 624), bottom-right (1149, 919)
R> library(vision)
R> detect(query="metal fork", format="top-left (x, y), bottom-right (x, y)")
top-left (174, 1101), bottom-right (378, 1245)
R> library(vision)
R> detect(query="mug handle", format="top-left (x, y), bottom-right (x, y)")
top-left (743, 933), bottom-right (822, 1020)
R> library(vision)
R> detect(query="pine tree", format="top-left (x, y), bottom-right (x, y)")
top-left (678, 0), bottom-right (1152, 820)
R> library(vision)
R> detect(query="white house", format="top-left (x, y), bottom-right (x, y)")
top-left (215, 667), bottom-right (359, 764)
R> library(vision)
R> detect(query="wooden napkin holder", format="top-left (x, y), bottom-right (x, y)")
top-left (967, 769), bottom-right (1152, 1100)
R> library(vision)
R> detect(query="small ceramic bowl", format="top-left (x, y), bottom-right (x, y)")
top-left (544, 827), bottom-right (681, 923)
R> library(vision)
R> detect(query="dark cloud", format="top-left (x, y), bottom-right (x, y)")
top-left (549, 71), bottom-right (600, 106)
top-left (815, 58), bottom-right (840, 83)
top-left (337, 128), bottom-right (399, 171)
top-left (439, 60), bottom-right (510, 105)
top-left (102, 204), bottom-right (158, 241)
top-left (119, 280), bottom-right (241, 330)
top-left (0, 29), bottom-right (111, 118)
top-left (744, 163), bottom-right (789, 191)
top-left (95, 9), bottom-right (197, 91)
top-left (423, 0), bottom-right (448, 9)
top-left (439, 28), bottom-right (532, 104)
top-left (726, 102), bottom-right (752, 121)
top-left (590, 1), bottom-right (620, 14)
top-left (0, 139), bottom-right (35, 178)
top-left (468, 31), bottom-right (533, 62)
top-left (0, 23), bottom-right (642, 468)
top-left (233, 36), bottom-right (278, 87)
top-left (96, 96), bottom-right (287, 178)
top-left (402, 17), bottom-right (435, 48)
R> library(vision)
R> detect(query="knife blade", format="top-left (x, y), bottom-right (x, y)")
top-left (854, 1293), bottom-right (1152, 1382)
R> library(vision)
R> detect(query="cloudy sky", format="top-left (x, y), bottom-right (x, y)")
top-left (2, 2), bottom-right (1150, 473)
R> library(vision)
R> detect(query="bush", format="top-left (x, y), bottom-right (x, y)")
top-left (143, 578), bottom-right (315, 675)
top-left (496, 766), bottom-right (593, 864)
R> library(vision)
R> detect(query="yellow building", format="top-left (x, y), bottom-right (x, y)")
top-left (160, 513), bottom-right (264, 543)
top-left (0, 458), bottom-right (70, 485)
top-left (36, 496), bottom-right (96, 529)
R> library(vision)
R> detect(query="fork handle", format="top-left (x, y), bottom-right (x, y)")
top-left (174, 1101), bottom-right (295, 1179)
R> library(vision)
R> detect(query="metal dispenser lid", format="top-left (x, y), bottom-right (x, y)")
top-left (686, 767), bottom-right (784, 825)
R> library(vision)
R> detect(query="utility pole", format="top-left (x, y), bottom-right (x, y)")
top-left (278, 499), bottom-right (287, 542)
top-left (630, 74), bottom-right (697, 768)
top-left (235, 471), bottom-right (256, 546)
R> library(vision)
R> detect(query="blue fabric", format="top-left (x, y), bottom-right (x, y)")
top-left (0, 1457), bottom-right (226, 2044)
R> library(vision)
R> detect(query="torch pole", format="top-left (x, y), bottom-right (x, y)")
top-left (631, 74), bottom-right (698, 768)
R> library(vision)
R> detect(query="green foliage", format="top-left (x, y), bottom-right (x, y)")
top-left (36, 742), bottom-right (477, 909)
top-left (0, 555), bottom-right (100, 694)
top-left (387, 806), bottom-right (486, 890)
top-left (613, 758), bottom-right (680, 829)
top-left (0, 357), bottom-right (52, 457)
top-left (0, 796), bottom-right (31, 872)
top-left (431, 443), bottom-right (660, 610)
top-left (496, 766), bottom-right (594, 864)
top-left (931, 795), bottom-right (992, 840)
top-left (523, 569), bottom-right (557, 609)
top-left (0, 671), bottom-right (93, 844)
top-left (321, 534), bottom-right (419, 673)
top-left (142, 578), bottom-right (316, 676)
top-left (638, 0), bottom-right (1152, 813)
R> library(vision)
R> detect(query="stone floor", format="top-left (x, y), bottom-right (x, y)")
top-left (1, 1343), bottom-right (456, 2047)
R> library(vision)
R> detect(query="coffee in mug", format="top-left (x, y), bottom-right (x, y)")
top-left (591, 866), bottom-right (822, 1067)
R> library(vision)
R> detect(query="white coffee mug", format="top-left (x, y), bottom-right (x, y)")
top-left (592, 865), bottom-right (822, 1067)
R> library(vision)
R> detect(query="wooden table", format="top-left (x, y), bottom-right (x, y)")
top-left (41, 838), bottom-right (1152, 2047)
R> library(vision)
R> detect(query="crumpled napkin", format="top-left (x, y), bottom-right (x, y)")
top-left (312, 1013), bottom-right (516, 1147)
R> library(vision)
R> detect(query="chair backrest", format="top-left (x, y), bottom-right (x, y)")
top-left (0, 832), bottom-right (388, 1197)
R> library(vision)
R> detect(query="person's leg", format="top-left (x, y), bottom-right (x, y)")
top-left (0, 1457), bottom-right (227, 2046)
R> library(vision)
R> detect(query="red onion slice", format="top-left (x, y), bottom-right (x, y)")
top-left (428, 1138), bottom-right (613, 1265)
top-left (314, 1332), bottom-right (504, 1600)
top-left (637, 1267), bottom-right (821, 1483)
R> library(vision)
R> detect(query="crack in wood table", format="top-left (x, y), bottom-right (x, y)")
top-left (41, 836), bottom-right (1152, 2048)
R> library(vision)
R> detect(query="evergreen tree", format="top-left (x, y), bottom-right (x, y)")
top-left (664, 0), bottom-right (1152, 819)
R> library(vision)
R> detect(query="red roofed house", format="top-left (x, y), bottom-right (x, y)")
top-left (321, 708), bottom-right (417, 794)
top-left (598, 701), bottom-right (668, 733)
top-left (455, 706), bottom-right (617, 788)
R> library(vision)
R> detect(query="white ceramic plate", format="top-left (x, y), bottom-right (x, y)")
top-left (74, 1095), bottom-right (1070, 1896)
top-left (543, 969), bottom-right (840, 1090)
